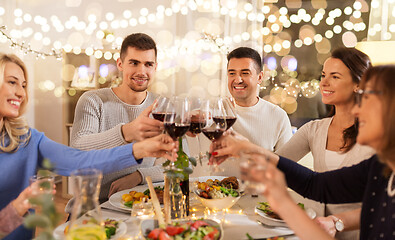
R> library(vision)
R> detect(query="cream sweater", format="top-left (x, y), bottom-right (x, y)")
top-left (70, 88), bottom-right (163, 201)
top-left (232, 98), bottom-right (292, 151)
top-left (276, 117), bottom-right (375, 240)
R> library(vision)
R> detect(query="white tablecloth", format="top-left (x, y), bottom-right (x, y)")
top-left (99, 188), bottom-right (324, 240)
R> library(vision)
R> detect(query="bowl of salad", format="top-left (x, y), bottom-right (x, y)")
top-left (141, 219), bottom-right (222, 240)
top-left (194, 177), bottom-right (241, 210)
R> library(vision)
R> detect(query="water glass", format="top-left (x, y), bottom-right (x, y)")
top-left (239, 151), bottom-right (268, 195)
top-left (29, 175), bottom-right (55, 196)
top-left (130, 199), bottom-right (154, 239)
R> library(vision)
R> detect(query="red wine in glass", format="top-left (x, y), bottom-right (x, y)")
top-left (152, 112), bottom-right (166, 122)
top-left (164, 123), bottom-right (191, 140)
top-left (153, 112), bottom-right (176, 122)
top-left (213, 116), bottom-right (237, 130)
top-left (202, 129), bottom-right (225, 141)
top-left (189, 121), bottom-right (206, 134)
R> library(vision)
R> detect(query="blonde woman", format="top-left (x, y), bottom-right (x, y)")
top-left (0, 53), bottom-right (176, 239)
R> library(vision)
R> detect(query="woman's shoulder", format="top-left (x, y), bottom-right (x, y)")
top-left (298, 118), bottom-right (331, 132)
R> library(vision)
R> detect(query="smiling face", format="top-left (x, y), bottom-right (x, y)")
top-left (319, 57), bottom-right (358, 107)
top-left (117, 47), bottom-right (157, 93)
top-left (227, 58), bottom-right (263, 107)
top-left (352, 81), bottom-right (384, 150)
top-left (0, 62), bottom-right (27, 119)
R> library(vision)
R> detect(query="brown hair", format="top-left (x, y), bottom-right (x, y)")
top-left (0, 53), bottom-right (30, 152)
top-left (359, 65), bottom-right (395, 171)
top-left (120, 33), bottom-right (157, 61)
top-left (327, 47), bottom-right (372, 152)
top-left (227, 47), bottom-right (263, 73)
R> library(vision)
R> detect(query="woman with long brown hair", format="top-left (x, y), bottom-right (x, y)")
top-left (275, 47), bottom-right (375, 239)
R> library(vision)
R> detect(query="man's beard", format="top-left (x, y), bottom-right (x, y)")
top-left (128, 82), bottom-right (149, 92)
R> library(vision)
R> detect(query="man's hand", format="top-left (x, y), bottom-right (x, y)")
top-left (108, 172), bottom-right (142, 198)
top-left (122, 104), bottom-right (163, 142)
top-left (132, 134), bottom-right (177, 161)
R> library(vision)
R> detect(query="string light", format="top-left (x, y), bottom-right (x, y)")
top-left (0, 25), bottom-right (62, 59)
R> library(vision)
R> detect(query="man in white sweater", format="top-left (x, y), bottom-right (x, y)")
top-left (70, 33), bottom-right (164, 202)
top-left (227, 47), bottom-right (292, 151)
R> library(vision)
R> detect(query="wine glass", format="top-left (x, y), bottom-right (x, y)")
top-left (200, 97), bottom-right (227, 173)
top-left (222, 97), bottom-right (237, 130)
top-left (188, 97), bottom-right (204, 164)
top-left (163, 96), bottom-right (191, 142)
top-left (152, 95), bottom-right (170, 122)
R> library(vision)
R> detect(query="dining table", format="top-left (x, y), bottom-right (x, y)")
top-left (97, 185), bottom-right (325, 240)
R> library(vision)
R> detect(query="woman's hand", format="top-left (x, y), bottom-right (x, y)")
top-left (208, 134), bottom-right (251, 165)
top-left (314, 216), bottom-right (337, 237)
top-left (133, 134), bottom-right (177, 161)
top-left (11, 187), bottom-right (33, 216)
top-left (209, 134), bottom-right (279, 165)
top-left (249, 162), bottom-right (290, 211)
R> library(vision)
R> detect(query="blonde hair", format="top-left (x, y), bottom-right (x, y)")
top-left (0, 53), bottom-right (30, 152)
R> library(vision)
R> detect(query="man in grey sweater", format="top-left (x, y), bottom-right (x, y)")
top-left (70, 33), bottom-right (164, 202)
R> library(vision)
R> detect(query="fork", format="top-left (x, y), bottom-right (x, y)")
top-left (256, 220), bottom-right (288, 229)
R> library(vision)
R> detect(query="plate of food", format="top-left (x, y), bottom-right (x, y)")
top-left (53, 218), bottom-right (127, 239)
top-left (193, 176), bottom-right (241, 210)
top-left (109, 183), bottom-right (164, 211)
top-left (141, 219), bottom-right (223, 240)
top-left (255, 202), bottom-right (316, 223)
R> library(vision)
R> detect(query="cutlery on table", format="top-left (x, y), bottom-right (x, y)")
top-left (246, 232), bottom-right (295, 240)
top-left (256, 219), bottom-right (289, 229)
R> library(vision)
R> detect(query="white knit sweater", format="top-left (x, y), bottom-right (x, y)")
top-left (232, 98), bottom-right (293, 151)
top-left (70, 88), bottom-right (163, 201)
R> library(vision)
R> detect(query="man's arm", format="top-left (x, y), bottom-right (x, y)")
top-left (70, 92), bottom-right (127, 150)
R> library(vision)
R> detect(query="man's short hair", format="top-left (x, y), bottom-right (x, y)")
top-left (120, 33), bottom-right (157, 60)
top-left (227, 47), bottom-right (263, 73)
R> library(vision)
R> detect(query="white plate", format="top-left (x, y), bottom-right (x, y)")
top-left (53, 219), bottom-right (127, 240)
top-left (109, 182), bottom-right (164, 211)
top-left (255, 205), bottom-right (316, 223)
top-left (255, 205), bottom-right (285, 223)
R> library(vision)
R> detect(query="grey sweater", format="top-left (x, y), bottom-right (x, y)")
top-left (70, 88), bottom-right (163, 202)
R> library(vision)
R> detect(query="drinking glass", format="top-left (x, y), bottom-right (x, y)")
top-left (130, 198), bottom-right (154, 239)
top-left (200, 97), bottom-right (227, 173)
top-left (152, 95), bottom-right (170, 122)
top-left (239, 151), bottom-right (268, 195)
top-left (163, 96), bottom-right (191, 141)
top-left (188, 97), bottom-right (204, 164)
top-left (222, 97), bottom-right (237, 130)
top-left (29, 175), bottom-right (55, 196)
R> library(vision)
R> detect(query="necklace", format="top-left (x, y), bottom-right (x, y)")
top-left (387, 171), bottom-right (395, 197)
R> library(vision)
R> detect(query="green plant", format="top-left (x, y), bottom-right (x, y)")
top-left (163, 138), bottom-right (196, 179)
top-left (24, 159), bottom-right (63, 240)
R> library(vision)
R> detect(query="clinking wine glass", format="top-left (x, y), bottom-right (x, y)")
top-left (152, 95), bottom-right (170, 122)
top-left (200, 97), bottom-right (227, 173)
top-left (222, 97), bottom-right (237, 130)
top-left (188, 97), bottom-right (205, 164)
top-left (163, 96), bottom-right (191, 143)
